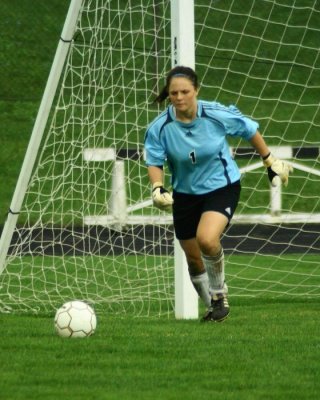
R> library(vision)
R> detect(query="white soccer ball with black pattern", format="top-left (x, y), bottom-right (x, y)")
top-left (54, 300), bottom-right (97, 338)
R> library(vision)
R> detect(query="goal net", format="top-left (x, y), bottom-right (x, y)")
top-left (0, 0), bottom-right (319, 316)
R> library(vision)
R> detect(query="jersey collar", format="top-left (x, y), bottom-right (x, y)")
top-left (169, 101), bottom-right (202, 121)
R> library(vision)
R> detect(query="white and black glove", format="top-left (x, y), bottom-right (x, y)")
top-left (263, 153), bottom-right (293, 187)
top-left (152, 182), bottom-right (173, 211)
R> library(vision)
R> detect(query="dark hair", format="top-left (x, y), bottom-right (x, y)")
top-left (154, 66), bottom-right (199, 104)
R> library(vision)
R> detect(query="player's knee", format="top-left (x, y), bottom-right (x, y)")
top-left (197, 236), bottom-right (221, 256)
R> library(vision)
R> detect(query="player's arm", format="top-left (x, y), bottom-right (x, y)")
top-left (148, 166), bottom-right (173, 211)
top-left (249, 131), bottom-right (293, 187)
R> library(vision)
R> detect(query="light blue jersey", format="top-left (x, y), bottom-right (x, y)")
top-left (144, 100), bottom-right (259, 194)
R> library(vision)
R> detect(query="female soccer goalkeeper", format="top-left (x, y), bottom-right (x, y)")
top-left (144, 66), bottom-right (292, 322)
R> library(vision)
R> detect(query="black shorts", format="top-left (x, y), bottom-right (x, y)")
top-left (172, 181), bottom-right (241, 240)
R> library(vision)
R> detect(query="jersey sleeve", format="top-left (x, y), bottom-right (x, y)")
top-left (226, 105), bottom-right (259, 140)
top-left (144, 125), bottom-right (166, 167)
top-left (206, 102), bottom-right (259, 140)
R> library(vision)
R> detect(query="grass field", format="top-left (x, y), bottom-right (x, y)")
top-left (1, 298), bottom-right (319, 400)
top-left (1, 254), bottom-right (320, 315)
top-left (1, 254), bottom-right (319, 399)
top-left (1, 0), bottom-right (69, 222)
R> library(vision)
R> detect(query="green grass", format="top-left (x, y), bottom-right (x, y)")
top-left (1, 298), bottom-right (319, 400)
top-left (1, 254), bottom-right (319, 316)
top-left (0, 0), bottom-right (69, 223)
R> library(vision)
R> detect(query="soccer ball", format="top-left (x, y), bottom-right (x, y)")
top-left (54, 300), bottom-right (97, 338)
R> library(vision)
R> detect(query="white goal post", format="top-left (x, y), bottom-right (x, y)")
top-left (0, 0), bottom-right (319, 316)
top-left (170, 0), bottom-right (198, 319)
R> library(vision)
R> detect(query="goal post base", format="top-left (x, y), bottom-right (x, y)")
top-left (174, 237), bottom-right (199, 319)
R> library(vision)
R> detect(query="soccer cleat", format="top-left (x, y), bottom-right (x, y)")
top-left (200, 306), bottom-right (213, 322)
top-left (211, 293), bottom-right (230, 322)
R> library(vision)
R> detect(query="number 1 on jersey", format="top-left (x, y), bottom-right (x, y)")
top-left (189, 150), bottom-right (196, 164)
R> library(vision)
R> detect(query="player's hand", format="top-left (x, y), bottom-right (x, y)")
top-left (152, 182), bottom-right (173, 211)
top-left (263, 153), bottom-right (293, 187)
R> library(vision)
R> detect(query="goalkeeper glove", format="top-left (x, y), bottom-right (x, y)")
top-left (263, 153), bottom-right (293, 187)
top-left (152, 182), bottom-right (173, 211)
